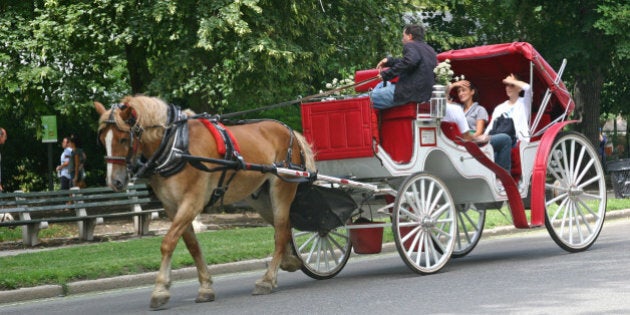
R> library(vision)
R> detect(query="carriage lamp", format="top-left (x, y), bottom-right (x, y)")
top-left (430, 85), bottom-right (447, 119)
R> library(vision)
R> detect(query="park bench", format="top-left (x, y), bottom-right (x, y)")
top-left (0, 183), bottom-right (162, 246)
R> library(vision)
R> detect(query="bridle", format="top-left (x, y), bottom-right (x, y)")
top-left (99, 104), bottom-right (146, 176)
top-left (99, 103), bottom-right (188, 180)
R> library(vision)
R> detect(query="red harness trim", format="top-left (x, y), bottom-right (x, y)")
top-left (198, 119), bottom-right (241, 156)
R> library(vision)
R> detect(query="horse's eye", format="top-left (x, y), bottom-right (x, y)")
top-left (119, 138), bottom-right (129, 145)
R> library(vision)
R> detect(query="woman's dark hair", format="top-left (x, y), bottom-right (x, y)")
top-left (454, 81), bottom-right (480, 103)
top-left (69, 134), bottom-right (82, 147)
top-left (469, 81), bottom-right (480, 102)
top-left (403, 24), bottom-right (425, 41)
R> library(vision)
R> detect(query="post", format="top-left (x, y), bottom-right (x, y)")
top-left (47, 143), bottom-right (54, 191)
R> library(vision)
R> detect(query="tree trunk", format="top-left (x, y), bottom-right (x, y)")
top-left (125, 42), bottom-right (153, 94)
top-left (575, 71), bottom-right (604, 148)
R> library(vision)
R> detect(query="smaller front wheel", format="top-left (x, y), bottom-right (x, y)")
top-left (392, 173), bottom-right (456, 274)
top-left (291, 226), bottom-right (352, 280)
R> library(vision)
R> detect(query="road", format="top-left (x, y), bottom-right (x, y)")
top-left (2, 218), bottom-right (630, 314)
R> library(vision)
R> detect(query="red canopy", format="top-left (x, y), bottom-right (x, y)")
top-left (437, 42), bottom-right (573, 119)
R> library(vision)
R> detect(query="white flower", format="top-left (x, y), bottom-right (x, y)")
top-left (434, 60), bottom-right (459, 86)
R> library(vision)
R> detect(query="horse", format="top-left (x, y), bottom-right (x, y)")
top-left (94, 95), bottom-right (316, 309)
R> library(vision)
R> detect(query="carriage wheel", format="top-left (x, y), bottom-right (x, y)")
top-left (392, 173), bottom-right (456, 274)
top-left (291, 225), bottom-right (352, 280)
top-left (452, 203), bottom-right (485, 258)
top-left (544, 131), bottom-right (606, 252)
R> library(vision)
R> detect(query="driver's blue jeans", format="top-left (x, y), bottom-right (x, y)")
top-left (370, 82), bottom-right (396, 110)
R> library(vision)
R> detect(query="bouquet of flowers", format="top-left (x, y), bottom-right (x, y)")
top-left (434, 59), bottom-right (465, 86)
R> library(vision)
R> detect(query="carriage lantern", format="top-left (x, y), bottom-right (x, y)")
top-left (430, 85), bottom-right (447, 119)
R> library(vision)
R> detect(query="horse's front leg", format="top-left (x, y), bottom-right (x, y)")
top-left (150, 214), bottom-right (197, 309)
top-left (150, 227), bottom-right (179, 309)
top-left (181, 225), bottom-right (215, 303)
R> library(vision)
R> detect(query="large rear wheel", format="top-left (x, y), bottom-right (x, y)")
top-left (453, 203), bottom-right (485, 258)
top-left (392, 173), bottom-right (456, 274)
top-left (544, 131), bottom-right (606, 252)
top-left (291, 226), bottom-right (351, 280)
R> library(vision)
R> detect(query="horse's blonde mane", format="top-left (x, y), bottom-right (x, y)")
top-left (98, 95), bottom-right (196, 143)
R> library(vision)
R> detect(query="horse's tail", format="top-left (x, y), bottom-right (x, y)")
top-left (293, 131), bottom-right (316, 172)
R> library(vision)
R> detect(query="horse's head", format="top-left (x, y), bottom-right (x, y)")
top-left (95, 100), bottom-right (142, 191)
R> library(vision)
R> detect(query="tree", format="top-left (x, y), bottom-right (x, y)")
top-left (442, 0), bottom-right (625, 148)
top-left (3, 0), bottom-right (473, 190)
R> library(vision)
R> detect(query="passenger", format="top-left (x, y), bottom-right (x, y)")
top-left (371, 24), bottom-right (436, 110)
top-left (482, 74), bottom-right (533, 171)
top-left (443, 103), bottom-right (476, 141)
top-left (448, 80), bottom-right (489, 137)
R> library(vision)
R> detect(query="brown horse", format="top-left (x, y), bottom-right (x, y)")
top-left (94, 95), bottom-right (315, 309)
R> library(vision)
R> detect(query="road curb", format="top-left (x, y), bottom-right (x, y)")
top-left (2, 209), bottom-right (629, 305)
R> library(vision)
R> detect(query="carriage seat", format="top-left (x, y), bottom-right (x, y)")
top-left (511, 112), bottom-right (552, 181)
top-left (379, 103), bottom-right (430, 163)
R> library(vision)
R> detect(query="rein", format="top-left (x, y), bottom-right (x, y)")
top-left (218, 75), bottom-right (380, 119)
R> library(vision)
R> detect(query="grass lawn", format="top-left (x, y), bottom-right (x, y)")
top-left (1, 198), bottom-right (629, 291)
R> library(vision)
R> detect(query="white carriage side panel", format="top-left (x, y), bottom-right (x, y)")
top-left (315, 156), bottom-right (393, 180)
top-left (315, 117), bottom-right (514, 204)
top-left (520, 140), bottom-right (541, 191)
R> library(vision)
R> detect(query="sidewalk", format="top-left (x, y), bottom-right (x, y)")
top-left (1, 208), bottom-right (629, 305)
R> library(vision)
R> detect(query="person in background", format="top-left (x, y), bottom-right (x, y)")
top-left (68, 134), bottom-right (87, 188)
top-left (598, 128), bottom-right (607, 166)
top-left (56, 136), bottom-right (73, 190)
top-left (371, 24), bottom-right (437, 109)
top-left (448, 80), bottom-right (489, 137)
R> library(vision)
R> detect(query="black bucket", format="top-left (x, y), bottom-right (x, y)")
top-left (290, 183), bottom-right (357, 232)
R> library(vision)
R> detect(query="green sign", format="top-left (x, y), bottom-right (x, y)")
top-left (42, 115), bottom-right (58, 143)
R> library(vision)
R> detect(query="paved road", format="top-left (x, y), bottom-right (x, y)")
top-left (2, 215), bottom-right (629, 314)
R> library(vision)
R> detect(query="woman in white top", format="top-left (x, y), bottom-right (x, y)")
top-left (484, 74), bottom-right (532, 171)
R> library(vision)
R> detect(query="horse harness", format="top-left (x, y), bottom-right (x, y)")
top-left (101, 103), bottom-right (307, 207)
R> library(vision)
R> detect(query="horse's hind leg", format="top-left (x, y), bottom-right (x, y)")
top-left (181, 225), bottom-right (215, 303)
top-left (280, 243), bottom-right (302, 272)
top-left (252, 182), bottom-right (296, 295)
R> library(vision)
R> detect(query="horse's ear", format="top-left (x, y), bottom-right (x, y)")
top-left (94, 101), bottom-right (107, 115)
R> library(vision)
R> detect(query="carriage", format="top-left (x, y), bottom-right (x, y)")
top-left (289, 42), bottom-right (606, 278)
top-left (96, 42), bottom-right (606, 309)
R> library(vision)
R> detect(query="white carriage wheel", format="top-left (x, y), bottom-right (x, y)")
top-left (544, 131), bottom-right (606, 252)
top-left (291, 225), bottom-right (352, 280)
top-left (392, 172), bottom-right (456, 274)
top-left (452, 203), bottom-right (485, 258)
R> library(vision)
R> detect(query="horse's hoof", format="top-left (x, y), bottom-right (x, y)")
top-left (195, 288), bottom-right (216, 303)
top-left (150, 292), bottom-right (170, 309)
top-left (252, 281), bottom-right (273, 295)
top-left (280, 256), bottom-right (302, 272)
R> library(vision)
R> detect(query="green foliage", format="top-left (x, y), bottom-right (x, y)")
top-left (1, 0), bottom-right (628, 189)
